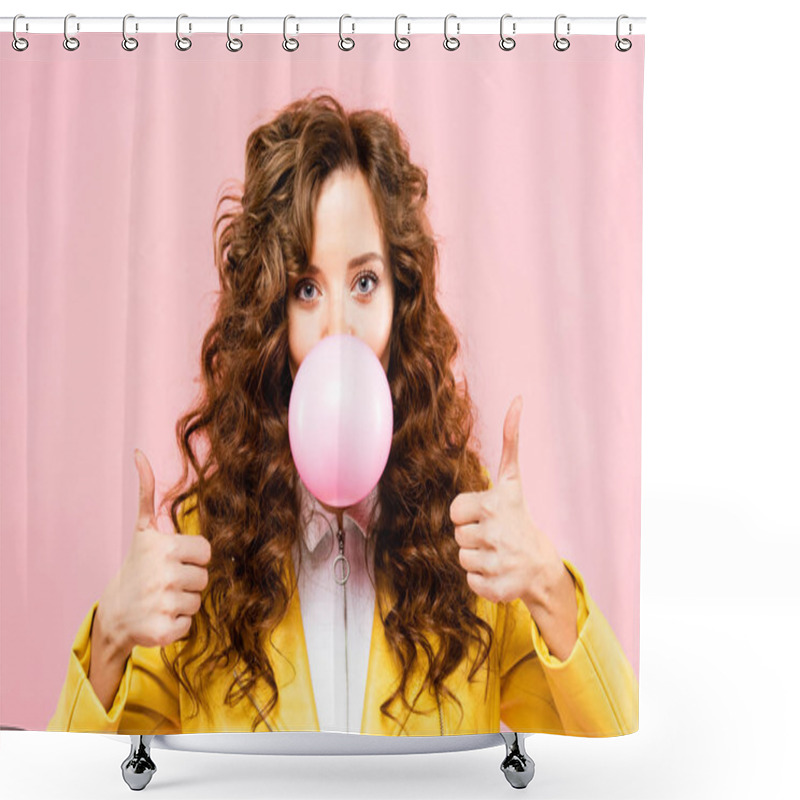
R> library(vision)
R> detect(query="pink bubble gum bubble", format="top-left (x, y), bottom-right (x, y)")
top-left (288, 333), bottom-right (393, 508)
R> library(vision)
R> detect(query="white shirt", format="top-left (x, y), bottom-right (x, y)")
top-left (292, 477), bottom-right (381, 734)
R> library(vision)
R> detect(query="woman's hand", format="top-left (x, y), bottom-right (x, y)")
top-left (96, 450), bottom-right (212, 656)
top-left (449, 396), bottom-right (579, 660)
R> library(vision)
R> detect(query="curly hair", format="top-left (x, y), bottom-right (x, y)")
top-left (158, 91), bottom-right (493, 732)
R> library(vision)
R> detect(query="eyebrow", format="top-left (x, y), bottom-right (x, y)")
top-left (304, 252), bottom-right (385, 274)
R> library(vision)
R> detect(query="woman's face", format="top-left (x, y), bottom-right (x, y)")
top-left (287, 168), bottom-right (394, 380)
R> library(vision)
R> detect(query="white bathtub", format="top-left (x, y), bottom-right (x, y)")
top-left (111, 731), bottom-right (535, 790)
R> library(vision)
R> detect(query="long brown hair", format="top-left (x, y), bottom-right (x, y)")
top-left (159, 91), bottom-right (493, 732)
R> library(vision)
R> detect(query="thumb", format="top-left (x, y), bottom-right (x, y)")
top-left (134, 449), bottom-right (158, 531)
top-left (497, 395), bottom-right (523, 483)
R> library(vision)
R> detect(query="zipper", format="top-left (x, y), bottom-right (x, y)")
top-left (333, 520), bottom-right (351, 732)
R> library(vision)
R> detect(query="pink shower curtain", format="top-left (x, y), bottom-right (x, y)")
top-left (1, 31), bottom-right (643, 734)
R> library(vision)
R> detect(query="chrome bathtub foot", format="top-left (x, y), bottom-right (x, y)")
top-left (121, 735), bottom-right (156, 791)
top-left (500, 732), bottom-right (535, 789)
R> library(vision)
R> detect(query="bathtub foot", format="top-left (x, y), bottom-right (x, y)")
top-left (500, 732), bottom-right (535, 789)
top-left (121, 735), bottom-right (156, 791)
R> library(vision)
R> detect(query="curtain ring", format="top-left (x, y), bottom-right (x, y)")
top-left (394, 14), bottom-right (410, 51)
top-left (122, 14), bottom-right (138, 51)
top-left (443, 14), bottom-right (460, 51)
top-left (227, 14), bottom-right (243, 52)
top-left (339, 14), bottom-right (355, 51)
top-left (176, 14), bottom-right (192, 51)
top-left (12, 14), bottom-right (29, 52)
top-left (499, 13), bottom-right (516, 51)
top-left (615, 15), bottom-right (632, 52)
top-left (283, 15), bottom-right (299, 51)
top-left (553, 14), bottom-right (570, 51)
top-left (63, 13), bottom-right (80, 51)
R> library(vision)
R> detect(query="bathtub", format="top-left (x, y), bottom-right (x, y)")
top-left (115, 731), bottom-right (535, 790)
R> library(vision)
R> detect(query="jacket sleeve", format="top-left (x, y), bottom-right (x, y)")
top-left (46, 600), bottom-right (182, 735)
top-left (498, 558), bottom-right (639, 737)
top-left (46, 499), bottom-right (199, 734)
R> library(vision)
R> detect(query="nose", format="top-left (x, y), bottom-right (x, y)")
top-left (325, 293), bottom-right (354, 338)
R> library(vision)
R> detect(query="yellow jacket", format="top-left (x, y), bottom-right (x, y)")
top-left (48, 502), bottom-right (638, 737)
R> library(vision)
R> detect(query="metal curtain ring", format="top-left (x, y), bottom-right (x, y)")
top-left (283, 15), bottom-right (299, 51)
top-left (553, 14), bottom-right (570, 51)
top-left (63, 13), bottom-right (80, 51)
top-left (443, 14), bottom-right (460, 51)
top-left (227, 14), bottom-right (243, 52)
top-left (12, 14), bottom-right (29, 52)
top-left (499, 13), bottom-right (516, 51)
top-left (176, 14), bottom-right (192, 51)
top-left (616, 14), bottom-right (632, 51)
top-left (339, 14), bottom-right (355, 51)
top-left (122, 14), bottom-right (138, 51)
top-left (394, 14), bottom-right (410, 51)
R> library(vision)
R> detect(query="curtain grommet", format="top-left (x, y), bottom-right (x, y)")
top-left (226, 15), bottom-right (243, 52)
top-left (615, 15), bottom-right (633, 51)
top-left (121, 14), bottom-right (138, 51)
top-left (176, 14), bottom-right (192, 51)
top-left (283, 15), bottom-right (299, 52)
top-left (339, 14), bottom-right (355, 51)
top-left (553, 14), bottom-right (570, 51)
top-left (63, 13), bottom-right (80, 51)
top-left (394, 15), bottom-right (411, 51)
top-left (12, 14), bottom-right (29, 51)
top-left (499, 14), bottom-right (516, 51)
top-left (443, 14), bottom-right (460, 51)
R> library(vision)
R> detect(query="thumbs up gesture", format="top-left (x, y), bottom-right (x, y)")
top-left (95, 450), bottom-right (212, 656)
top-left (449, 396), bottom-right (569, 617)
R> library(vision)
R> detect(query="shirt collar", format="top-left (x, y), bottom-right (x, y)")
top-left (295, 476), bottom-right (381, 554)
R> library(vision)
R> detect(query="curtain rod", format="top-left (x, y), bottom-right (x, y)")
top-left (1, 16), bottom-right (646, 36)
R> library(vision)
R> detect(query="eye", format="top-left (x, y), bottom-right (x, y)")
top-left (354, 271), bottom-right (379, 297)
top-left (292, 271), bottom-right (380, 305)
top-left (294, 280), bottom-right (319, 303)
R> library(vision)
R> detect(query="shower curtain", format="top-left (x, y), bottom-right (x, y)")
top-left (0, 26), bottom-right (644, 738)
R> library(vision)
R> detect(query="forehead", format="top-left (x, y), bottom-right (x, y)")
top-left (312, 169), bottom-right (383, 242)
top-left (288, 169), bottom-right (388, 280)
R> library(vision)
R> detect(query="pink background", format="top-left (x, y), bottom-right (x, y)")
top-left (0, 33), bottom-right (644, 731)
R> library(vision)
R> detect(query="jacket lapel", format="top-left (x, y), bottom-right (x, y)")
top-left (261, 556), bottom-right (320, 732)
top-left (252, 555), bottom-right (442, 735)
top-left (361, 590), bottom-right (444, 736)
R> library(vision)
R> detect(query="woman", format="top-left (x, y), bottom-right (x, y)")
top-left (48, 92), bottom-right (638, 737)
